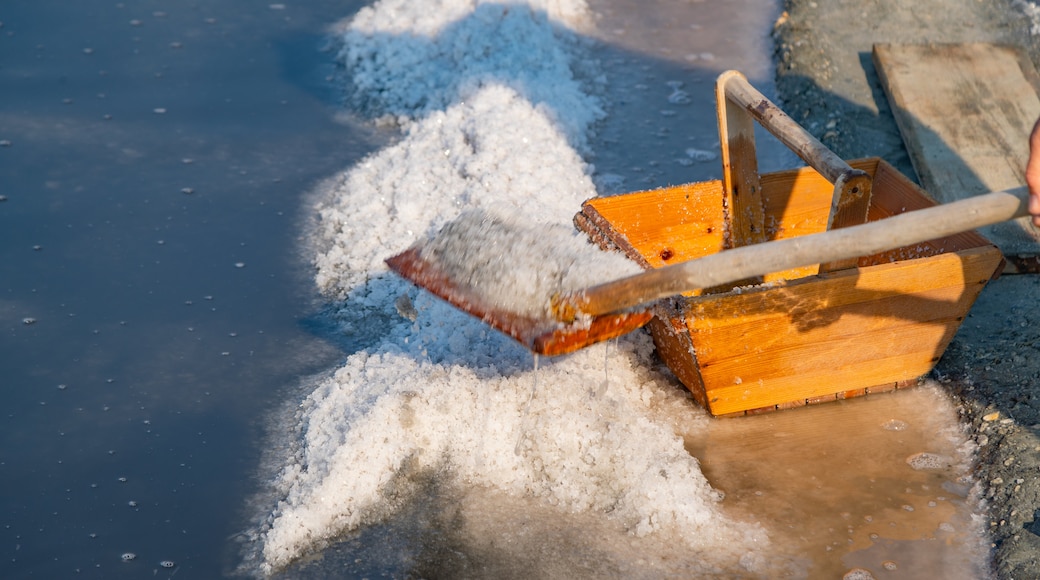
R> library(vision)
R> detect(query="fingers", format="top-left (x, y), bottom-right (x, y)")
top-left (1027, 118), bottom-right (1040, 227)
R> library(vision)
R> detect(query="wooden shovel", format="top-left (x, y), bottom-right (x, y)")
top-left (387, 184), bottom-right (1029, 356)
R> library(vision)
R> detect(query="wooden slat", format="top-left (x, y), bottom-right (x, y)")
top-left (873, 42), bottom-right (1040, 259)
top-left (706, 351), bottom-right (940, 417)
top-left (684, 247), bottom-right (1001, 415)
top-left (580, 181), bottom-right (726, 270)
top-left (646, 315), bottom-right (708, 406)
top-left (819, 173), bottom-right (873, 272)
top-left (758, 166), bottom-right (834, 239)
top-left (687, 248), bottom-right (989, 331)
top-left (716, 71), bottom-right (767, 249)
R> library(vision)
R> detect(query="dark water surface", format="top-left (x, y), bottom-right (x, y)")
top-left (0, 1), bottom-right (386, 576)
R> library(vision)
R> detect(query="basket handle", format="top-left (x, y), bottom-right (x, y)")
top-left (715, 71), bottom-right (871, 271)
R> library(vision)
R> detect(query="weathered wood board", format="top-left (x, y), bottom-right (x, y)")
top-left (873, 42), bottom-right (1040, 269)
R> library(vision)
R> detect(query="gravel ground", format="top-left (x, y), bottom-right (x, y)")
top-left (772, 1), bottom-right (1040, 577)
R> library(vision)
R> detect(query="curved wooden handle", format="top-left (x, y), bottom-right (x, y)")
top-left (719, 71), bottom-right (865, 185)
top-left (716, 70), bottom-right (873, 271)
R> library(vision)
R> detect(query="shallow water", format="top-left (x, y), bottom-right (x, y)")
top-left (0, 0), bottom-right (990, 578)
top-left (691, 385), bottom-right (986, 579)
top-left (585, 0), bottom-right (796, 190)
top-left (0, 1), bottom-right (388, 576)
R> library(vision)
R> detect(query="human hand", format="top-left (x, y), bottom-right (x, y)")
top-left (1026, 118), bottom-right (1040, 227)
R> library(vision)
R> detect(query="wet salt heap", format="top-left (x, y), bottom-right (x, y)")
top-left (417, 207), bottom-right (641, 318)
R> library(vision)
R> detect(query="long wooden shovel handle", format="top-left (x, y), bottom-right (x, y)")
top-left (559, 186), bottom-right (1029, 318)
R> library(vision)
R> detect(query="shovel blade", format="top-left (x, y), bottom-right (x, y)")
top-left (386, 247), bottom-right (652, 356)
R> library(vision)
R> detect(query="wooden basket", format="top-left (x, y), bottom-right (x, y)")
top-left (575, 72), bottom-right (1005, 417)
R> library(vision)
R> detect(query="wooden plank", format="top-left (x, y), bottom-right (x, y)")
top-left (818, 173), bottom-right (873, 272)
top-left (705, 350), bottom-right (939, 416)
top-left (646, 316), bottom-right (708, 406)
top-left (580, 181), bottom-right (726, 270)
top-left (873, 43), bottom-right (1040, 262)
top-left (716, 72), bottom-right (767, 249)
top-left (686, 249), bottom-right (994, 367)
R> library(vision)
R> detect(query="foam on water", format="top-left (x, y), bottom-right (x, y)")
top-left (905, 451), bottom-right (955, 471)
top-left (256, 0), bottom-right (775, 575)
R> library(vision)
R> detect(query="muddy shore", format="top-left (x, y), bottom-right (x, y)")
top-left (772, 1), bottom-right (1040, 577)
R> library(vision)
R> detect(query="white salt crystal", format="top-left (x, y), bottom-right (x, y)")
top-left (311, 84), bottom-right (599, 304)
top-left (417, 207), bottom-right (640, 319)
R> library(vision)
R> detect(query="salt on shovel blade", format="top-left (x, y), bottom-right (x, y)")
top-left (386, 246), bottom-right (652, 356)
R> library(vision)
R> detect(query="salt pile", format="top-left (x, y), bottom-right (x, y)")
top-left (311, 83), bottom-right (598, 304)
top-left (415, 207), bottom-right (641, 319)
top-left (254, 0), bottom-right (776, 576)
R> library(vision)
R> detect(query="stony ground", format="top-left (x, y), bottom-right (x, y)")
top-left (771, 0), bottom-right (1040, 577)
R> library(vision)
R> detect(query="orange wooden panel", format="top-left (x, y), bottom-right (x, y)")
top-left (581, 181), bottom-right (727, 268)
top-left (685, 248), bottom-right (994, 345)
top-left (646, 316), bottom-right (708, 406)
top-left (697, 317), bottom-right (957, 391)
top-left (703, 349), bottom-right (950, 416)
top-left (681, 248), bottom-right (1001, 415)
top-left (686, 249), bottom-right (996, 363)
top-left (759, 166), bottom-right (835, 239)
top-left (756, 158), bottom-right (879, 236)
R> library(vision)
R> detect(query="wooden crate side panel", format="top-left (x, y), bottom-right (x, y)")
top-left (849, 157), bottom-right (883, 177)
top-left (704, 350), bottom-right (942, 416)
top-left (695, 310), bottom-right (959, 386)
top-left (687, 248), bottom-right (995, 340)
top-left (681, 247), bottom-right (1000, 414)
top-left (757, 166), bottom-right (835, 281)
top-left (757, 159), bottom-right (880, 240)
top-left (759, 166), bottom-right (835, 239)
top-left (646, 316), bottom-right (708, 407)
top-left (573, 210), bottom-right (638, 264)
top-left (580, 181), bottom-right (727, 269)
top-left (861, 160), bottom-right (999, 263)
